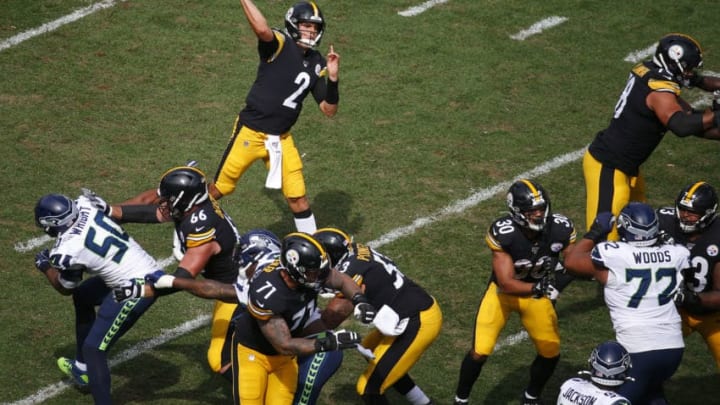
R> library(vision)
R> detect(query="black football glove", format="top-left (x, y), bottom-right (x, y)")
top-left (583, 212), bottom-right (615, 243)
top-left (351, 293), bottom-right (376, 324)
top-left (532, 276), bottom-right (558, 300)
top-left (34, 249), bottom-right (51, 273)
top-left (112, 279), bottom-right (145, 302)
top-left (314, 329), bottom-right (361, 352)
top-left (673, 285), bottom-right (702, 311)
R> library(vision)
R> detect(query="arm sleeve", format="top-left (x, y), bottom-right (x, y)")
top-left (667, 111), bottom-right (705, 137)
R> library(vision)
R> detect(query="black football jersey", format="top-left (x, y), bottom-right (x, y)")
top-left (588, 61), bottom-right (683, 176)
top-left (658, 207), bottom-right (720, 314)
top-left (485, 213), bottom-right (576, 284)
top-left (174, 198), bottom-right (240, 284)
top-left (239, 30), bottom-right (329, 135)
top-left (234, 259), bottom-right (319, 355)
top-left (336, 243), bottom-right (433, 319)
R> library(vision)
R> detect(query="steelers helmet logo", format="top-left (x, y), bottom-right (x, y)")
top-left (285, 248), bottom-right (301, 265)
top-left (668, 44), bottom-right (685, 62)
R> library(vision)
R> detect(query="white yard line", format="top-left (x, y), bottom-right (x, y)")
top-left (623, 43), bottom-right (657, 63)
top-left (509, 16), bottom-right (568, 41)
top-left (398, 0), bottom-right (449, 17)
top-left (0, 0), bottom-right (122, 53)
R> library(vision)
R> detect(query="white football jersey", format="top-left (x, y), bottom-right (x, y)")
top-left (557, 377), bottom-right (630, 405)
top-left (592, 240), bottom-right (689, 353)
top-left (50, 196), bottom-right (161, 289)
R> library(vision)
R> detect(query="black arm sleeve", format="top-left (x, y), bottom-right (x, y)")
top-left (120, 205), bottom-right (160, 223)
top-left (667, 111), bottom-right (704, 137)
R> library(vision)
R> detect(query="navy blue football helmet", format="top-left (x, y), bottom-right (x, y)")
top-left (587, 341), bottom-right (632, 387)
top-left (285, 1), bottom-right (324, 48)
top-left (34, 194), bottom-right (79, 237)
top-left (313, 227), bottom-right (352, 267)
top-left (653, 33), bottom-right (703, 85)
top-left (236, 229), bottom-right (281, 276)
top-left (507, 179), bottom-right (550, 231)
top-left (617, 202), bottom-right (659, 246)
top-left (281, 233), bottom-right (330, 290)
top-left (675, 181), bottom-right (718, 233)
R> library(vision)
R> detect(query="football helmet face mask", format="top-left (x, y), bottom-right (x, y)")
top-left (313, 227), bottom-right (352, 268)
top-left (285, 1), bottom-right (324, 49)
top-left (35, 194), bottom-right (79, 237)
top-left (617, 202), bottom-right (659, 247)
top-left (157, 166), bottom-right (209, 221)
top-left (236, 229), bottom-right (281, 277)
top-left (675, 181), bottom-right (718, 233)
top-left (587, 341), bottom-right (632, 387)
top-left (653, 33), bottom-right (703, 85)
top-left (507, 179), bottom-right (550, 232)
top-left (281, 233), bottom-right (330, 290)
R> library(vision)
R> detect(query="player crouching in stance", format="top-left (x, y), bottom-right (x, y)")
top-left (33, 193), bottom-right (161, 404)
top-left (453, 179), bottom-right (577, 405)
top-left (557, 341), bottom-right (633, 405)
top-left (314, 228), bottom-right (441, 405)
top-left (114, 231), bottom-right (376, 404)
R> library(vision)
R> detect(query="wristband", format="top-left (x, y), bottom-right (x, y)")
top-left (325, 79), bottom-right (339, 104)
top-left (154, 275), bottom-right (176, 289)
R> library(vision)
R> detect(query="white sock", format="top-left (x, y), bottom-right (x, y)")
top-left (454, 396), bottom-right (469, 404)
top-left (294, 213), bottom-right (317, 233)
top-left (405, 386), bottom-right (431, 405)
top-left (74, 361), bottom-right (87, 372)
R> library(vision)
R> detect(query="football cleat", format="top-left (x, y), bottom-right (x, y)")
top-left (57, 357), bottom-right (89, 387)
top-left (521, 391), bottom-right (544, 405)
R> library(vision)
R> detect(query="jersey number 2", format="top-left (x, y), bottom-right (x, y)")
top-left (282, 72), bottom-right (311, 109)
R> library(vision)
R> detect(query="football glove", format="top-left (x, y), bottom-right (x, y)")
top-left (81, 188), bottom-right (112, 216)
top-left (113, 279), bottom-right (145, 302)
top-left (673, 285), bottom-right (702, 311)
top-left (532, 275), bottom-right (558, 300)
top-left (34, 249), bottom-right (51, 273)
top-left (583, 212), bottom-right (615, 243)
top-left (658, 230), bottom-right (676, 245)
top-left (351, 293), bottom-right (376, 324)
top-left (314, 329), bottom-right (361, 352)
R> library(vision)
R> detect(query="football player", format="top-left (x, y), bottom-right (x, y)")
top-left (115, 229), bottom-right (349, 405)
top-left (209, 0), bottom-right (341, 233)
top-left (557, 341), bottom-right (633, 405)
top-left (233, 232), bottom-right (374, 404)
top-left (658, 181), bottom-right (720, 369)
top-left (33, 193), bottom-right (162, 404)
top-left (453, 179), bottom-right (576, 405)
top-left (99, 165), bottom-right (242, 380)
top-left (314, 228), bottom-right (441, 405)
top-left (564, 202), bottom-right (689, 404)
top-left (584, 33), bottom-right (720, 240)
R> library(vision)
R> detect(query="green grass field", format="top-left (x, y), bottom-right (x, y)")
top-left (3, 1), bottom-right (720, 404)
